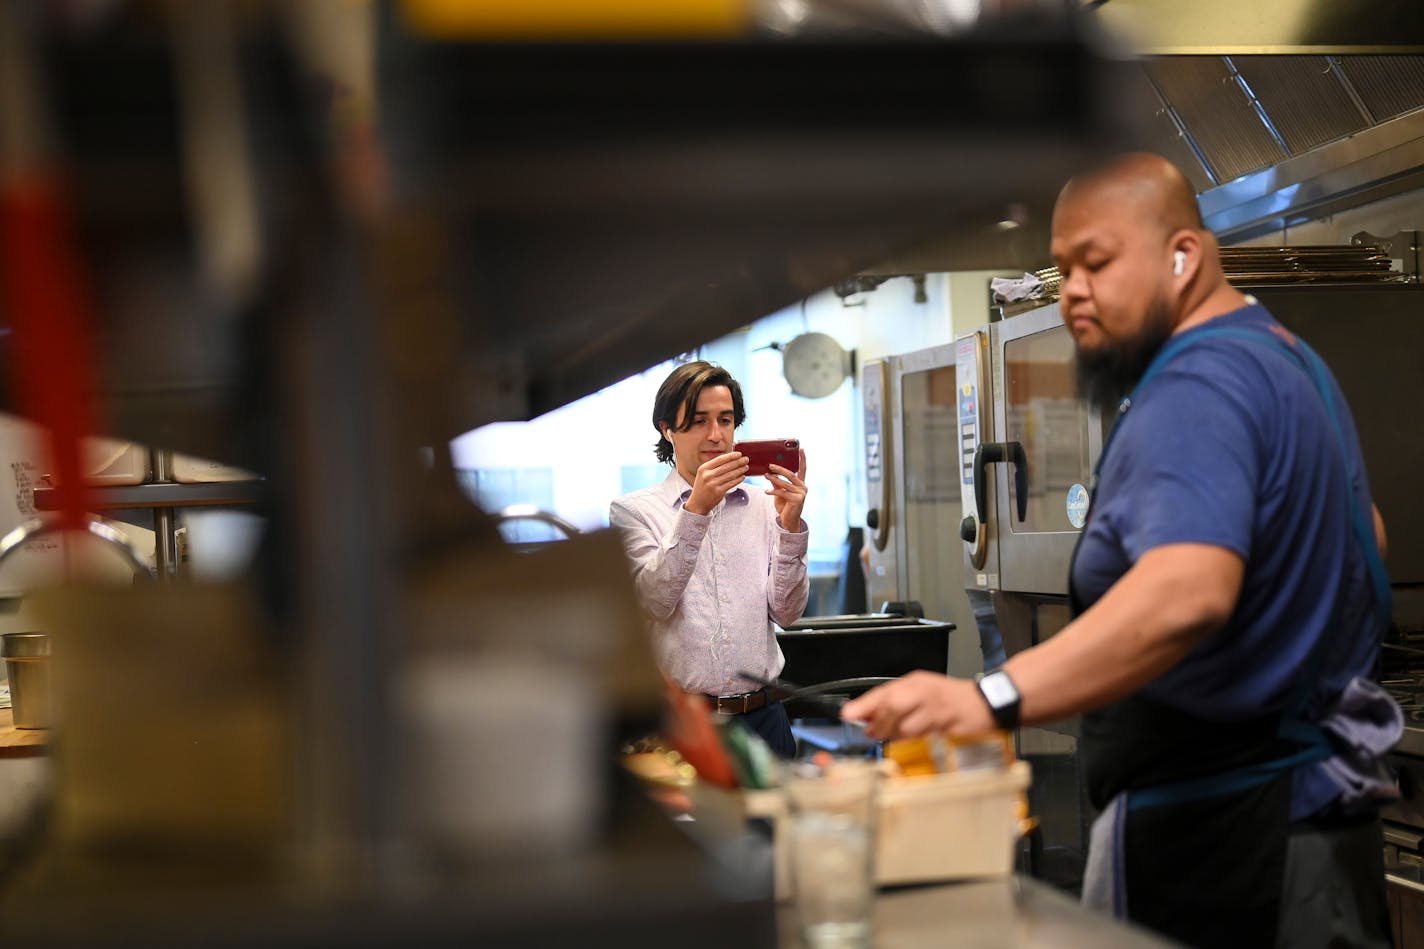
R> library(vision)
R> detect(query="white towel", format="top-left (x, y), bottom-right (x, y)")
top-left (990, 272), bottom-right (1045, 303)
top-left (1081, 791), bottom-right (1128, 919)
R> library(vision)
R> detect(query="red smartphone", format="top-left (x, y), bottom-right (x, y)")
top-left (733, 438), bottom-right (800, 477)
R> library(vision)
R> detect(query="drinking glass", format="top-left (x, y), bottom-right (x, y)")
top-left (784, 758), bottom-right (878, 949)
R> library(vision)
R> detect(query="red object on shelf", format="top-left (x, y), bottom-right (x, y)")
top-left (663, 683), bottom-right (739, 790)
top-left (0, 171), bottom-right (102, 528)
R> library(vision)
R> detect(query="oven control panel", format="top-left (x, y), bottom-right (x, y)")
top-left (955, 331), bottom-right (989, 571)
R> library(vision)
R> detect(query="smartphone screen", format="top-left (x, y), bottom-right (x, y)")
top-left (733, 438), bottom-right (800, 477)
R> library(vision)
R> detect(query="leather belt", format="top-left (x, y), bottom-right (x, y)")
top-left (702, 688), bottom-right (769, 714)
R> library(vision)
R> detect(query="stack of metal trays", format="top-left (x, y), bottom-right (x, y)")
top-left (1026, 244), bottom-right (1403, 299)
top-left (1218, 245), bottom-right (1402, 284)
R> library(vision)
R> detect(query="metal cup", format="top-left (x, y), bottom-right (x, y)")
top-left (2, 631), bottom-right (52, 729)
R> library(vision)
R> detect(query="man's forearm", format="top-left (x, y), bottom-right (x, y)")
top-left (610, 507), bottom-right (706, 620)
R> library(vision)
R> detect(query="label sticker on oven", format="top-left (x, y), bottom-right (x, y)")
top-left (1066, 483), bottom-right (1089, 529)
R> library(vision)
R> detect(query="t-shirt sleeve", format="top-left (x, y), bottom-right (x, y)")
top-left (1112, 362), bottom-right (1263, 563)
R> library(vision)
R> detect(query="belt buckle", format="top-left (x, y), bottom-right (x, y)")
top-left (717, 692), bottom-right (750, 714)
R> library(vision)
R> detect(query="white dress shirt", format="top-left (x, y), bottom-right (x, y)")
top-left (609, 468), bottom-right (809, 696)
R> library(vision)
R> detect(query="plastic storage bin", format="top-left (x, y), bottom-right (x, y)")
top-left (875, 760), bottom-right (1031, 885)
top-left (744, 759), bottom-right (1032, 899)
top-left (171, 453), bottom-right (258, 483)
top-left (82, 438), bottom-right (148, 485)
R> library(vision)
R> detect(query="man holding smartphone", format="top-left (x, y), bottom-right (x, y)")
top-left (609, 360), bottom-right (809, 757)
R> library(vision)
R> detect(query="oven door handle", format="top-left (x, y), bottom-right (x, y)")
top-left (973, 441), bottom-right (1028, 525)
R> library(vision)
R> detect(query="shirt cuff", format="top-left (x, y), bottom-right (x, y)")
top-left (672, 506), bottom-right (712, 546)
top-left (775, 523), bottom-right (810, 556)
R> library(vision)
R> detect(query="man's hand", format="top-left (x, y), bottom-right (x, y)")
top-left (684, 451), bottom-right (749, 515)
top-left (766, 449), bottom-right (808, 532)
top-left (840, 670), bottom-right (994, 740)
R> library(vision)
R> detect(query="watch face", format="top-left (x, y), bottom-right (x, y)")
top-left (980, 672), bottom-right (1019, 708)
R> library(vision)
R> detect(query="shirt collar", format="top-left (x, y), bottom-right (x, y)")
top-left (659, 468), bottom-right (747, 508)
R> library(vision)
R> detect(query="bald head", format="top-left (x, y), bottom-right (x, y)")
top-left (1056, 152), bottom-right (1204, 240)
top-left (1050, 152), bottom-right (1246, 397)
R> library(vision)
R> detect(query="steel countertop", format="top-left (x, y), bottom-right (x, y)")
top-left (777, 875), bottom-right (1176, 948)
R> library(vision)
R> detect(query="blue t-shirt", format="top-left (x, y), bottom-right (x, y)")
top-left (1071, 302), bottom-right (1384, 815)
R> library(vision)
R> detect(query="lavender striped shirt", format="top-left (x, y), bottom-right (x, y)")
top-left (609, 469), bottom-right (809, 696)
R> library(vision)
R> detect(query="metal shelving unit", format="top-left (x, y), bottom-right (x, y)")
top-left (33, 480), bottom-right (264, 512)
top-left (31, 450), bottom-right (263, 581)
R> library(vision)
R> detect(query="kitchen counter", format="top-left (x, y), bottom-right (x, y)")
top-left (0, 869), bottom-right (1179, 948)
top-left (779, 875), bottom-right (1175, 948)
top-left (0, 706), bottom-right (47, 759)
top-left (0, 705), bottom-right (51, 854)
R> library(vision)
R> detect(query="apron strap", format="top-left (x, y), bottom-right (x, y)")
top-left (1127, 732), bottom-right (1334, 812)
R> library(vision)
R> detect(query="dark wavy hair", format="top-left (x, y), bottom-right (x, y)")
top-left (651, 361), bottom-right (746, 464)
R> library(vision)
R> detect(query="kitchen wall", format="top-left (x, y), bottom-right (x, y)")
top-left (446, 270), bottom-right (981, 647)
top-left (816, 269), bottom-right (1016, 524)
top-left (448, 268), bottom-right (1011, 581)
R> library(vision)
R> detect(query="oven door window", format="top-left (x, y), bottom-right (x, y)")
top-left (1003, 325), bottom-right (1093, 534)
top-left (900, 365), bottom-right (967, 640)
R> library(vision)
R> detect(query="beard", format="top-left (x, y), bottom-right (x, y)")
top-left (1074, 295), bottom-right (1175, 410)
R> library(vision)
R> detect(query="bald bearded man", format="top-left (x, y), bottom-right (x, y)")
top-left (843, 154), bottom-right (1398, 948)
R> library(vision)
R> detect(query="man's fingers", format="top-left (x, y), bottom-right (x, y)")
top-left (841, 689), bottom-right (885, 724)
top-left (766, 465), bottom-right (805, 486)
top-left (842, 685), bottom-right (907, 739)
top-left (896, 709), bottom-right (938, 739)
top-left (697, 454), bottom-right (749, 495)
top-left (841, 694), bottom-right (871, 722)
top-left (865, 706), bottom-right (906, 741)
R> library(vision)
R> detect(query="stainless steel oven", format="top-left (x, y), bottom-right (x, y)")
top-left (860, 301), bottom-right (1112, 891)
top-left (953, 300), bottom-right (1113, 891)
top-left (958, 301), bottom-right (1110, 602)
top-left (862, 346), bottom-right (983, 680)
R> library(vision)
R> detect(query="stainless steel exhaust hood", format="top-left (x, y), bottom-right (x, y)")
top-left (1081, 3), bottom-right (1424, 243)
top-left (1133, 53), bottom-right (1424, 243)
top-left (867, 7), bottom-right (1424, 269)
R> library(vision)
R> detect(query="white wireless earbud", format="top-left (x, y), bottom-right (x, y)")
top-left (1173, 250), bottom-right (1186, 276)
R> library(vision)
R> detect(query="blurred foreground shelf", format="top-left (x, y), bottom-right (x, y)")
top-left (0, 8), bottom-right (1132, 942)
top-left (0, 817), bottom-right (777, 948)
top-left (0, 768), bottom-right (772, 947)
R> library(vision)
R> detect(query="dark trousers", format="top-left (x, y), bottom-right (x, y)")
top-left (737, 702), bottom-right (796, 758)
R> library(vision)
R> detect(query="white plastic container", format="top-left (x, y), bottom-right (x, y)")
top-left (745, 759), bottom-right (1032, 899)
top-left (396, 655), bottom-right (607, 864)
top-left (39, 437), bottom-right (148, 486)
top-left (82, 438), bottom-right (148, 485)
top-left (171, 452), bottom-right (257, 483)
top-left (874, 760), bottom-right (1031, 885)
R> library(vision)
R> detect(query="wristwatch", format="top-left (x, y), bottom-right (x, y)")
top-left (976, 670), bottom-right (1022, 730)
